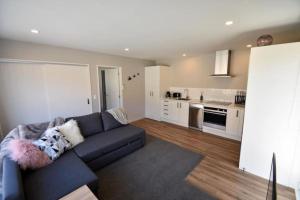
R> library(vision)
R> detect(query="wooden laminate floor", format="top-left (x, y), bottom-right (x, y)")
top-left (131, 118), bottom-right (295, 200)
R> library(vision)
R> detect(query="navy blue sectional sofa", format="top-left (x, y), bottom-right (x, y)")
top-left (2, 112), bottom-right (146, 200)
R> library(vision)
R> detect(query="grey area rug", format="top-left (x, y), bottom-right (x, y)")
top-left (96, 135), bottom-right (216, 200)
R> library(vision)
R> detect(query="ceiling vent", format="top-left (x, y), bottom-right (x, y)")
top-left (211, 50), bottom-right (232, 77)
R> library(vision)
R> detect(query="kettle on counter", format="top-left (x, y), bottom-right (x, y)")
top-left (165, 91), bottom-right (171, 98)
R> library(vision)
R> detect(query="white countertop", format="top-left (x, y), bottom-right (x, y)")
top-left (162, 98), bottom-right (245, 109)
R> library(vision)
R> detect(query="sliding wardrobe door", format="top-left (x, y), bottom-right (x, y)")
top-left (0, 63), bottom-right (50, 133)
top-left (0, 62), bottom-right (92, 135)
top-left (43, 64), bottom-right (92, 119)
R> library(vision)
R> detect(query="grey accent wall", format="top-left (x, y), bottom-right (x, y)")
top-left (0, 39), bottom-right (154, 121)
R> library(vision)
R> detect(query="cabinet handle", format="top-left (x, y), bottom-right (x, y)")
top-left (180, 102), bottom-right (182, 108)
top-left (177, 102), bottom-right (179, 108)
top-left (236, 110), bottom-right (239, 117)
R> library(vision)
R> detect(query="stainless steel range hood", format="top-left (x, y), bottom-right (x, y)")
top-left (210, 50), bottom-right (232, 77)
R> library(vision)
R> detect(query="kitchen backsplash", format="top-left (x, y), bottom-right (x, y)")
top-left (169, 87), bottom-right (246, 103)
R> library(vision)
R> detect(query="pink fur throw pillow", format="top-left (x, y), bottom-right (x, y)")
top-left (8, 139), bottom-right (52, 170)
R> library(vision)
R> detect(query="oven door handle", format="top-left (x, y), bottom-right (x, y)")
top-left (204, 110), bottom-right (227, 116)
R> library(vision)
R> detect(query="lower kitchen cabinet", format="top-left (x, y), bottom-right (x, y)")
top-left (161, 100), bottom-right (189, 127)
top-left (226, 108), bottom-right (244, 140)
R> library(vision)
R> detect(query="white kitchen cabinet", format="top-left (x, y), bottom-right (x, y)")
top-left (145, 66), bottom-right (171, 121)
top-left (160, 100), bottom-right (189, 127)
top-left (226, 108), bottom-right (244, 140)
top-left (177, 101), bottom-right (189, 127)
top-left (161, 100), bottom-right (177, 122)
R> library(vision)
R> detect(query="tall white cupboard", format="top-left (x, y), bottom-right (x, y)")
top-left (145, 66), bottom-right (171, 121)
top-left (239, 42), bottom-right (300, 189)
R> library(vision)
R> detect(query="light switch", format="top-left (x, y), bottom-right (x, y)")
top-left (93, 95), bottom-right (97, 100)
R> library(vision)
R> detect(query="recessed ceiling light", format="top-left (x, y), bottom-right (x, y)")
top-left (30, 29), bottom-right (39, 34)
top-left (182, 53), bottom-right (186, 57)
top-left (225, 21), bottom-right (233, 26)
top-left (246, 44), bottom-right (252, 48)
top-left (124, 48), bottom-right (129, 51)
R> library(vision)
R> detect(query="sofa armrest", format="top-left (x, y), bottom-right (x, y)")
top-left (2, 156), bottom-right (25, 200)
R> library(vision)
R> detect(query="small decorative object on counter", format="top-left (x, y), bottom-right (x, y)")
top-left (200, 92), bottom-right (204, 101)
top-left (257, 34), bottom-right (273, 46)
top-left (235, 91), bottom-right (246, 104)
top-left (165, 91), bottom-right (171, 98)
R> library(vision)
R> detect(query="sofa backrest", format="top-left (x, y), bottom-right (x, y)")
top-left (2, 156), bottom-right (25, 200)
top-left (66, 112), bottom-right (104, 137)
top-left (101, 111), bottom-right (123, 131)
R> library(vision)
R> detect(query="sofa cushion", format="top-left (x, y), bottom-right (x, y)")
top-left (33, 128), bottom-right (72, 161)
top-left (58, 120), bottom-right (84, 146)
top-left (23, 150), bottom-right (98, 200)
top-left (66, 112), bottom-right (103, 137)
top-left (74, 125), bottom-right (145, 162)
top-left (101, 111), bottom-right (123, 131)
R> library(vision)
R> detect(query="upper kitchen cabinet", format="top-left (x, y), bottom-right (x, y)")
top-left (145, 66), bottom-right (171, 121)
top-left (226, 107), bottom-right (244, 141)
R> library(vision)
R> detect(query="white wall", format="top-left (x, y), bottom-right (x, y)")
top-left (0, 39), bottom-right (155, 127)
top-left (239, 42), bottom-right (300, 189)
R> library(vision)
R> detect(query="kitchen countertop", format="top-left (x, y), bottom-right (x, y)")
top-left (162, 98), bottom-right (245, 109)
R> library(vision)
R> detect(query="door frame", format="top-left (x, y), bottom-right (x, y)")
top-left (96, 65), bottom-right (123, 112)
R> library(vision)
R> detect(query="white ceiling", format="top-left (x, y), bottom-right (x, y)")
top-left (0, 0), bottom-right (300, 60)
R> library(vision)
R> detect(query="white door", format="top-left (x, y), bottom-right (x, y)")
top-left (0, 62), bottom-right (93, 135)
top-left (151, 66), bottom-right (161, 121)
top-left (226, 108), bottom-right (242, 139)
top-left (104, 68), bottom-right (120, 110)
top-left (145, 66), bottom-right (161, 121)
top-left (0, 63), bottom-right (50, 133)
top-left (178, 102), bottom-right (189, 127)
top-left (145, 67), bottom-right (153, 119)
top-left (43, 64), bottom-right (92, 119)
top-left (169, 101), bottom-right (179, 122)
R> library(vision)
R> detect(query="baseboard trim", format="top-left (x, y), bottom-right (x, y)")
top-left (128, 117), bottom-right (145, 123)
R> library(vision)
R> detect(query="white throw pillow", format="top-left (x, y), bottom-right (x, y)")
top-left (58, 120), bottom-right (84, 146)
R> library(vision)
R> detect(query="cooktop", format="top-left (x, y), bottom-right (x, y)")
top-left (204, 101), bottom-right (232, 106)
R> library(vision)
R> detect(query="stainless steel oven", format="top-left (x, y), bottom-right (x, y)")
top-left (203, 106), bottom-right (227, 130)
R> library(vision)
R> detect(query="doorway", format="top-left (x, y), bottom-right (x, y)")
top-left (97, 66), bottom-right (123, 111)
